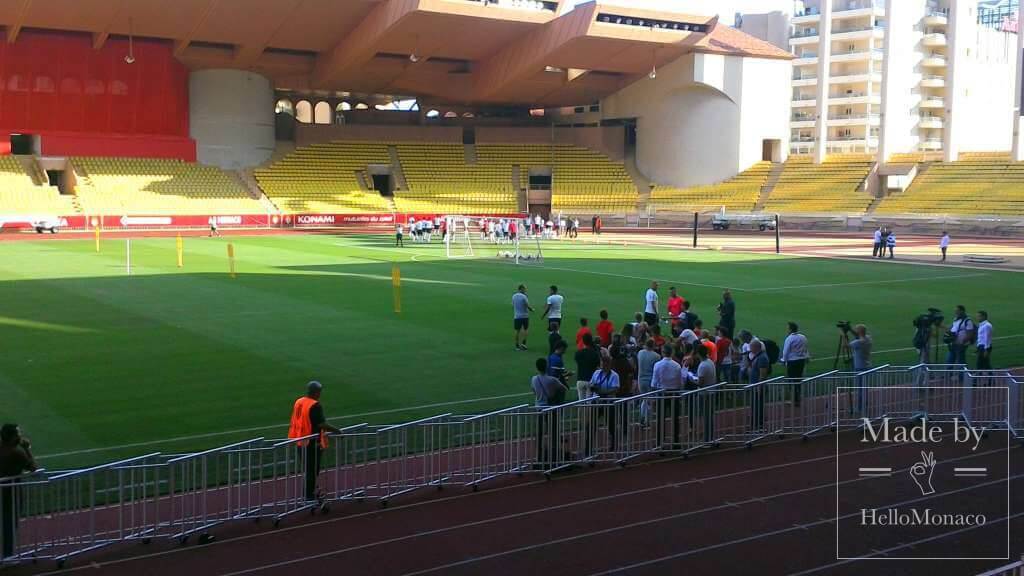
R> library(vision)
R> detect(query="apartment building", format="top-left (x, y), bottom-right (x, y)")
top-left (742, 0), bottom-right (1018, 162)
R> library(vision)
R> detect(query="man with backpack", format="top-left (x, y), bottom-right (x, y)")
top-left (945, 305), bottom-right (976, 366)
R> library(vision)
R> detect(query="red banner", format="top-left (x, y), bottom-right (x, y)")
top-left (1, 213), bottom-right (527, 231)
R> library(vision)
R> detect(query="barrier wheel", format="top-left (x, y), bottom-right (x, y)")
top-left (543, 472), bottom-right (552, 481)
top-left (801, 436), bottom-right (809, 443)
top-left (198, 534), bottom-right (214, 545)
top-left (321, 504), bottom-right (331, 514)
top-left (471, 485), bottom-right (479, 492)
top-left (380, 500), bottom-right (389, 508)
top-left (142, 538), bottom-right (152, 545)
top-left (56, 559), bottom-right (66, 569)
top-left (744, 442), bottom-right (753, 451)
top-left (272, 519), bottom-right (281, 528)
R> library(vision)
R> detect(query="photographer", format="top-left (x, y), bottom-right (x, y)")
top-left (1, 423), bottom-right (37, 559)
top-left (945, 305), bottom-right (976, 366)
top-left (849, 324), bottom-right (872, 371)
top-left (717, 290), bottom-right (736, 338)
top-left (912, 308), bottom-right (943, 364)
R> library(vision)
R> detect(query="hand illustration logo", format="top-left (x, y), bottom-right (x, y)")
top-left (909, 451), bottom-right (937, 496)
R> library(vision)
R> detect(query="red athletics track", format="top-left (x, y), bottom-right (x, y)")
top-left (17, 431), bottom-right (1021, 576)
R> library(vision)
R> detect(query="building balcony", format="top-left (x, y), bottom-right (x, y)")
top-left (793, 11), bottom-right (821, 24)
top-left (919, 139), bottom-right (943, 151)
top-left (920, 97), bottom-right (945, 109)
top-left (922, 33), bottom-right (947, 47)
top-left (790, 32), bottom-right (819, 45)
top-left (829, 93), bottom-right (881, 105)
top-left (831, 49), bottom-right (884, 63)
top-left (921, 54), bottom-right (947, 67)
top-left (832, 26), bottom-right (885, 41)
top-left (828, 137), bottom-right (880, 150)
top-left (792, 97), bottom-right (818, 108)
top-left (791, 119), bottom-right (816, 129)
top-left (920, 76), bottom-right (946, 88)
top-left (919, 116), bottom-right (945, 129)
top-left (792, 73), bottom-right (818, 86)
top-left (794, 53), bottom-right (819, 66)
top-left (924, 10), bottom-right (949, 27)
top-left (829, 72), bottom-right (882, 84)
top-left (829, 113), bottom-right (881, 126)
top-left (834, 3), bottom-right (886, 20)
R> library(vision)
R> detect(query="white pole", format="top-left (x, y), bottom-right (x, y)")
top-left (126, 238), bottom-right (131, 276)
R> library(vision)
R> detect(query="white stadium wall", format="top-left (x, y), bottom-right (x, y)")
top-left (602, 52), bottom-right (790, 188)
top-left (189, 69), bottom-right (276, 170)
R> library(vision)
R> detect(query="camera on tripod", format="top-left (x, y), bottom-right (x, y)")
top-left (835, 320), bottom-right (852, 333)
top-left (912, 308), bottom-right (944, 330)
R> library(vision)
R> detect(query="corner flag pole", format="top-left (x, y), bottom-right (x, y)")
top-left (176, 234), bottom-right (184, 268)
top-left (126, 238), bottom-right (131, 276)
top-left (227, 243), bottom-right (236, 278)
top-left (692, 212), bottom-right (698, 248)
top-left (392, 264), bottom-right (402, 314)
top-left (94, 226), bottom-right (101, 253)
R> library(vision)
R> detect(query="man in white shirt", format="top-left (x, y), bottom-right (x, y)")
top-left (976, 310), bottom-right (993, 370)
top-left (781, 322), bottom-right (810, 406)
top-left (872, 227), bottom-right (882, 258)
top-left (644, 281), bottom-right (660, 327)
top-left (946, 305), bottom-right (976, 365)
top-left (651, 345), bottom-right (684, 447)
top-left (939, 231), bottom-right (950, 262)
top-left (541, 285), bottom-right (564, 330)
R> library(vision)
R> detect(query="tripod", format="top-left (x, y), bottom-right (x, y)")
top-left (834, 331), bottom-right (852, 370)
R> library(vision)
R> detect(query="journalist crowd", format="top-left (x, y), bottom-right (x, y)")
top-left (516, 282), bottom-right (997, 408)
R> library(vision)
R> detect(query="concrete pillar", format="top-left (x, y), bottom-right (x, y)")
top-left (943, 0), bottom-right (969, 163)
top-left (877, 0), bottom-right (917, 164)
top-left (190, 69), bottom-right (276, 170)
top-left (814, 0), bottom-right (834, 164)
top-left (1013, 0), bottom-right (1024, 161)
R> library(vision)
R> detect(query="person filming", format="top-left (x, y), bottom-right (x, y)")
top-left (849, 324), bottom-right (872, 371)
top-left (945, 305), bottom-right (976, 366)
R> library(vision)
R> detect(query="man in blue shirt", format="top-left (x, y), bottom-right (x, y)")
top-left (547, 340), bottom-right (570, 386)
top-left (748, 339), bottom-right (771, 430)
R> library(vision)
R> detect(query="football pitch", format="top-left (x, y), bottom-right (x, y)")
top-left (0, 231), bottom-right (1020, 468)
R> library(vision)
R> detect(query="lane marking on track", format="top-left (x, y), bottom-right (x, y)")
top-left (786, 515), bottom-right (1024, 575)
top-left (37, 438), bottom-right (915, 575)
top-left (743, 272), bottom-right (989, 292)
top-left (358, 448), bottom-right (1018, 576)
top-left (587, 471), bottom-right (1022, 575)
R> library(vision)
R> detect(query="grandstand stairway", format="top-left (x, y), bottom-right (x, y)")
top-left (17, 156), bottom-right (47, 186)
top-left (623, 149), bottom-right (652, 214)
top-left (754, 162), bottom-right (784, 212)
top-left (387, 146), bottom-right (409, 191)
top-left (464, 143), bottom-right (477, 165)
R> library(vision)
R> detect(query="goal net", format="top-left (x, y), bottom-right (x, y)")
top-left (444, 216), bottom-right (475, 259)
top-left (497, 234), bottom-right (543, 264)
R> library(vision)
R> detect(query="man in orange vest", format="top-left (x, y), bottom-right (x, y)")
top-left (288, 381), bottom-right (341, 502)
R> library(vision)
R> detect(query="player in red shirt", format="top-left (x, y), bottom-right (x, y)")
top-left (667, 287), bottom-right (686, 337)
top-left (596, 309), bottom-right (615, 346)
top-left (575, 317), bottom-right (593, 350)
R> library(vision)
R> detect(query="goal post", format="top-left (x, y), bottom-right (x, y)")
top-left (515, 235), bottom-right (543, 264)
top-left (444, 215), bottom-right (475, 259)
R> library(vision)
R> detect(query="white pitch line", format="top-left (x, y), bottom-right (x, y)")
top-left (37, 392), bottom-right (531, 460)
top-left (743, 272), bottom-right (989, 292)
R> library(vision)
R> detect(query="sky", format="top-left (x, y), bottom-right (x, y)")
top-left (564, 0), bottom-right (794, 21)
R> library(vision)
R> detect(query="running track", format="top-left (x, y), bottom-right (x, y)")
top-left (15, 431), bottom-right (1021, 576)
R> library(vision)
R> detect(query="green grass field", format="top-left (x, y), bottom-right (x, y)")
top-left (0, 232), bottom-right (1020, 468)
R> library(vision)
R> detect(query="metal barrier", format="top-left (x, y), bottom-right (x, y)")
top-left (977, 556), bottom-right (1024, 576)
top-left (2, 364), bottom-right (1021, 567)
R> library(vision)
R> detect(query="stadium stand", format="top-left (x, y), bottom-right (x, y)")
top-left (394, 143), bottom-right (518, 214)
top-left (0, 156), bottom-right (79, 216)
top-left (72, 157), bottom-right (265, 216)
top-left (254, 142), bottom-right (393, 214)
top-left (550, 145), bottom-right (637, 214)
top-left (876, 152), bottom-right (1024, 216)
top-left (649, 161), bottom-right (772, 213)
top-left (762, 154), bottom-right (875, 214)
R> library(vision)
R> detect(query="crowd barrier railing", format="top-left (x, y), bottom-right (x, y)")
top-left (2, 364), bottom-right (1021, 567)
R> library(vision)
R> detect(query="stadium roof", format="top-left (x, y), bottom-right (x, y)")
top-left (0, 0), bottom-right (791, 107)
